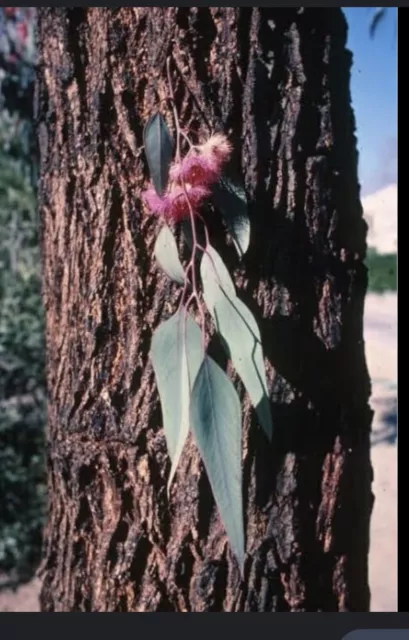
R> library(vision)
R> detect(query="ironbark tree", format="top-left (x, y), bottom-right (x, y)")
top-left (36, 7), bottom-right (373, 612)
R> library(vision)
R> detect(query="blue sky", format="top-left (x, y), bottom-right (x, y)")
top-left (342, 8), bottom-right (397, 196)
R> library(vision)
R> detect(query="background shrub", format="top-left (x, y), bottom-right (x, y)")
top-left (0, 7), bottom-right (45, 585)
top-left (365, 249), bottom-right (397, 294)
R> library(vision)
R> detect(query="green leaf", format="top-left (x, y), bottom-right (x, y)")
top-left (154, 224), bottom-right (185, 285)
top-left (150, 311), bottom-right (204, 493)
top-left (143, 113), bottom-right (173, 196)
top-left (212, 177), bottom-right (250, 258)
top-left (200, 245), bottom-right (236, 312)
top-left (190, 356), bottom-right (244, 573)
top-left (214, 297), bottom-right (272, 441)
top-left (369, 8), bottom-right (386, 38)
top-left (201, 245), bottom-right (272, 441)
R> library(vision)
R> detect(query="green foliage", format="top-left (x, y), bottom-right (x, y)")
top-left (0, 120), bottom-right (45, 582)
top-left (200, 244), bottom-right (235, 310)
top-left (154, 224), bottom-right (185, 286)
top-left (143, 113), bottom-right (173, 196)
top-left (215, 297), bottom-right (272, 439)
top-left (212, 176), bottom-right (250, 258)
top-left (150, 310), bottom-right (204, 494)
top-left (201, 246), bottom-right (272, 441)
top-left (144, 90), bottom-right (273, 570)
top-left (0, 8), bottom-right (43, 583)
top-left (190, 356), bottom-right (244, 574)
top-left (369, 8), bottom-right (387, 39)
top-left (366, 249), bottom-right (397, 294)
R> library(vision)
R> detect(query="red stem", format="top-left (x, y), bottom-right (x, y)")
top-left (167, 56), bottom-right (207, 347)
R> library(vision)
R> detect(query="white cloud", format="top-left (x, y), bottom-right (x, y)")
top-left (362, 183), bottom-right (397, 254)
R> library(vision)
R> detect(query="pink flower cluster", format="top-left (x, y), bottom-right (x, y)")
top-left (142, 133), bottom-right (232, 222)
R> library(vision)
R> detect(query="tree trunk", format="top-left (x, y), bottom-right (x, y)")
top-left (36, 7), bottom-right (373, 612)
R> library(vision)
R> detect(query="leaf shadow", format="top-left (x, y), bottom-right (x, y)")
top-left (236, 212), bottom-right (372, 510)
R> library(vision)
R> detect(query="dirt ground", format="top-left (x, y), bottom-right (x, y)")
top-left (0, 293), bottom-right (397, 612)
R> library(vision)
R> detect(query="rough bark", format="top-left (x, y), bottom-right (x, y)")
top-left (36, 7), bottom-right (373, 612)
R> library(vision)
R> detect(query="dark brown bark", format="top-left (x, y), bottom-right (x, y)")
top-left (36, 7), bottom-right (373, 612)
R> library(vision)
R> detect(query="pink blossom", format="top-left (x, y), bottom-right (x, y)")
top-left (142, 133), bottom-right (232, 221)
top-left (169, 134), bottom-right (232, 188)
top-left (169, 153), bottom-right (220, 187)
top-left (197, 133), bottom-right (232, 167)
top-left (142, 185), bottom-right (211, 222)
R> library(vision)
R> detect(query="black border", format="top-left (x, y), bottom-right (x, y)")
top-left (14, 2), bottom-right (406, 8)
top-left (1, 612), bottom-right (409, 635)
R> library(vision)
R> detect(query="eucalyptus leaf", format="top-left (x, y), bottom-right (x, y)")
top-left (369, 7), bottom-right (386, 38)
top-left (212, 177), bottom-right (250, 258)
top-left (150, 311), bottom-right (204, 493)
top-left (200, 245), bottom-right (272, 440)
top-left (143, 112), bottom-right (173, 196)
top-left (200, 245), bottom-right (236, 312)
top-left (214, 296), bottom-right (272, 441)
top-left (190, 356), bottom-right (244, 573)
top-left (154, 224), bottom-right (185, 285)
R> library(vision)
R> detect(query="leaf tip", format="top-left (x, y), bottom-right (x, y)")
top-left (239, 560), bottom-right (245, 580)
top-left (166, 479), bottom-right (173, 500)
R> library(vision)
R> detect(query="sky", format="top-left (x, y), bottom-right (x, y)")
top-left (342, 8), bottom-right (397, 197)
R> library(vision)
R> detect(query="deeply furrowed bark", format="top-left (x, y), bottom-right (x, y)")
top-left (36, 7), bottom-right (373, 612)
